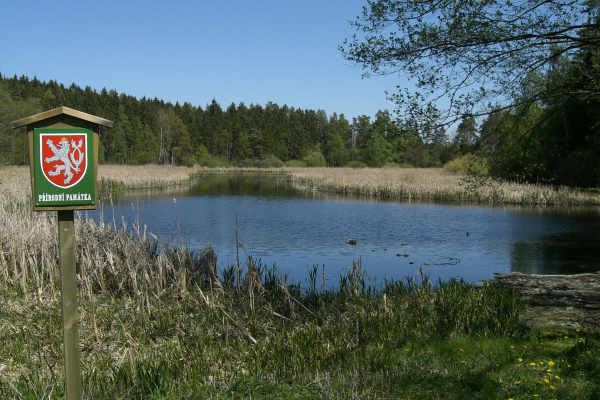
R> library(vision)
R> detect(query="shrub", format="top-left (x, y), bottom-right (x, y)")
top-left (195, 145), bottom-right (208, 159)
top-left (382, 162), bottom-right (414, 169)
top-left (444, 154), bottom-right (488, 176)
top-left (286, 159), bottom-right (307, 167)
top-left (197, 154), bottom-right (231, 168)
top-left (237, 158), bottom-right (255, 168)
top-left (303, 151), bottom-right (327, 167)
top-left (181, 156), bottom-right (196, 167)
top-left (346, 160), bottom-right (368, 168)
top-left (254, 155), bottom-right (285, 168)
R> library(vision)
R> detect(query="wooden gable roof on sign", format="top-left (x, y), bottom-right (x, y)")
top-left (12, 106), bottom-right (113, 132)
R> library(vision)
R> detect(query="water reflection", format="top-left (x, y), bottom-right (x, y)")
top-left (510, 217), bottom-right (600, 275)
top-left (93, 172), bottom-right (600, 285)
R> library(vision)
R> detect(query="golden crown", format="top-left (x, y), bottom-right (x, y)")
top-left (61, 137), bottom-right (68, 141)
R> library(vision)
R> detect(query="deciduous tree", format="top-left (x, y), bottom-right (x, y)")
top-left (341, 0), bottom-right (600, 129)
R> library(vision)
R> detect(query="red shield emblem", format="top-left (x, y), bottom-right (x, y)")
top-left (41, 133), bottom-right (87, 188)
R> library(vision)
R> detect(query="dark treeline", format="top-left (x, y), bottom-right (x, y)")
top-left (0, 74), bottom-right (458, 169)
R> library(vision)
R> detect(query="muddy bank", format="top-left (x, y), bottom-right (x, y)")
top-left (495, 272), bottom-right (600, 330)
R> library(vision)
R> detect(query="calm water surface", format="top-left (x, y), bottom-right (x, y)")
top-left (88, 173), bottom-right (600, 287)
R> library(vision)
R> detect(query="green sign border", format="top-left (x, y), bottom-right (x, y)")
top-left (32, 127), bottom-right (97, 210)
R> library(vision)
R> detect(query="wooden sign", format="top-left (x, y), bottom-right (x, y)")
top-left (13, 107), bottom-right (112, 400)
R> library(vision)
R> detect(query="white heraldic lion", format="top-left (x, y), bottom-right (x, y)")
top-left (44, 137), bottom-right (84, 185)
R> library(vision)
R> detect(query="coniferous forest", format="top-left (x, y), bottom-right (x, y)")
top-left (0, 74), bottom-right (457, 170)
top-left (1, 69), bottom-right (600, 188)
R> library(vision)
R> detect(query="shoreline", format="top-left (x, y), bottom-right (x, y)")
top-left (496, 272), bottom-right (600, 330)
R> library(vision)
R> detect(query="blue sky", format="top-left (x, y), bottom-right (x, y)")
top-left (1, 0), bottom-right (407, 120)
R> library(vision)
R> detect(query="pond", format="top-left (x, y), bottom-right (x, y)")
top-left (87, 172), bottom-right (600, 287)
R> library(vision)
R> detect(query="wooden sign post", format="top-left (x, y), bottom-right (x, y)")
top-left (13, 107), bottom-right (112, 400)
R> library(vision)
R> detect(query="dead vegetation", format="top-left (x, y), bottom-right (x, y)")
top-left (283, 167), bottom-right (600, 205)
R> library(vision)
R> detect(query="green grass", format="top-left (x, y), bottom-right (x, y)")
top-left (3, 244), bottom-right (598, 399)
top-left (3, 242), bottom-right (600, 399)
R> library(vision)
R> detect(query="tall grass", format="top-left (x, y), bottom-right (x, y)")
top-left (283, 167), bottom-right (600, 205)
top-left (1, 165), bottom-right (598, 399)
top-left (98, 164), bottom-right (205, 191)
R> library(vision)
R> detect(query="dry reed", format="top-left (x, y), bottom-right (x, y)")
top-left (0, 166), bottom-right (220, 387)
top-left (283, 167), bottom-right (600, 205)
top-left (98, 164), bottom-right (205, 191)
top-left (0, 165), bottom-right (303, 394)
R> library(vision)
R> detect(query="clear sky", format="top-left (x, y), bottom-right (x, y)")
top-left (1, 0), bottom-right (407, 120)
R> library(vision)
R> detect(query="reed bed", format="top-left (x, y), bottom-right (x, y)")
top-left (1, 165), bottom-right (598, 398)
top-left (98, 164), bottom-right (205, 191)
top-left (284, 167), bottom-right (600, 205)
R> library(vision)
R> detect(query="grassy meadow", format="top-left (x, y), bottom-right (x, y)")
top-left (1, 165), bottom-right (600, 399)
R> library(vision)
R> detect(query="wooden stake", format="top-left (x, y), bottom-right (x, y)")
top-left (58, 210), bottom-right (82, 400)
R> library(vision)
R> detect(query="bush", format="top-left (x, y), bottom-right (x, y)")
top-left (254, 155), bottom-right (285, 168)
top-left (197, 154), bottom-right (231, 168)
top-left (303, 151), bottom-right (327, 167)
top-left (346, 160), bottom-right (368, 168)
top-left (286, 159), bottom-right (307, 167)
top-left (237, 158), bottom-right (255, 168)
top-left (181, 157), bottom-right (196, 167)
top-left (382, 162), bottom-right (414, 169)
top-left (195, 145), bottom-right (208, 159)
top-left (444, 154), bottom-right (488, 176)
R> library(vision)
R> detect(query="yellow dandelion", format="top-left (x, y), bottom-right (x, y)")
top-left (576, 329), bottom-right (580, 332)
top-left (555, 375), bottom-right (560, 379)
top-left (523, 345), bottom-right (528, 348)
top-left (462, 361), bottom-right (466, 364)
top-left (537, 381), bottom-right (543, 384)
top-left (510, 345), bottom-right (514, 349)
top-left (518, 358), bottom-right (523, 362)
top-left (545, 379), bottom-right (549, 383)
top-left (530, 362), bottom-right (537, 366)
top-left (481, 366), bottom-right (486, 369)
top-left (539, 362), bottom-right (544, 365)
top-left (548, 361), bottom-right (555, 366)
top-left (550, 385), bottom-right (556, 390)
top-left (460, 348), bottom-right (463, 351)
